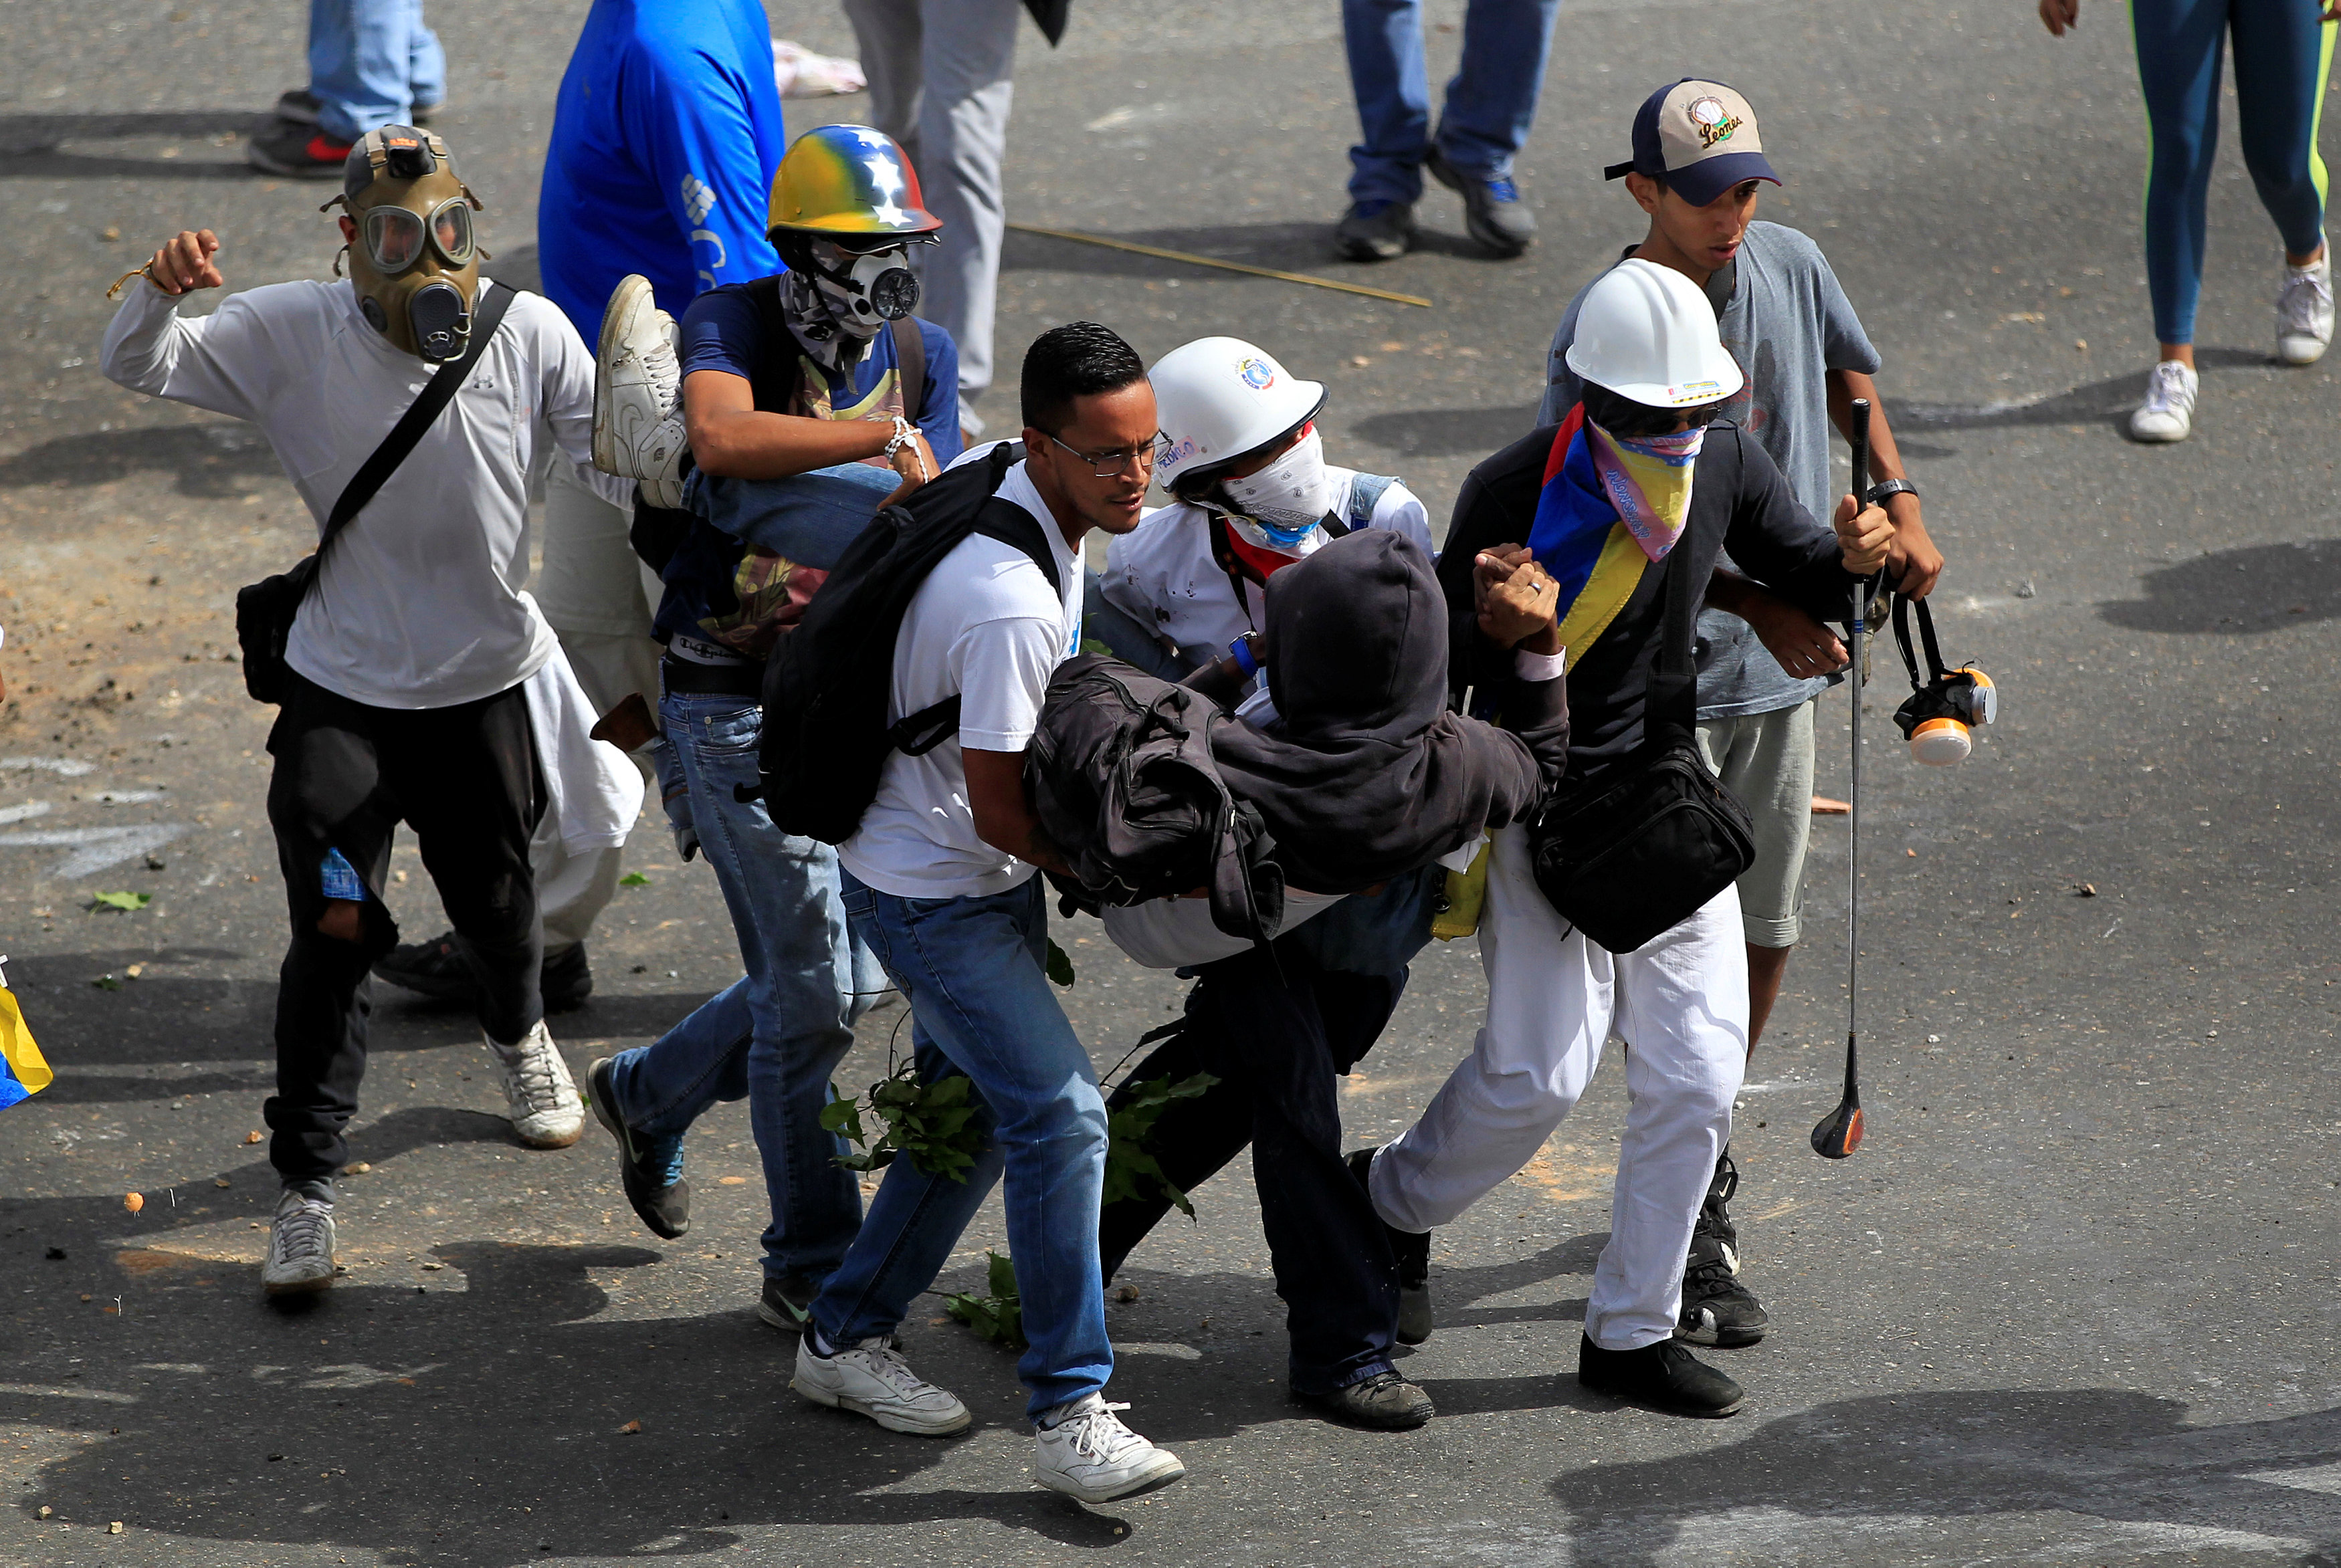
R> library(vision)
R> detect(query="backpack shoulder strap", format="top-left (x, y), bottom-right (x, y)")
top-left (889, 315), bottom-right (927, 431)
top-left (741, 275), bottom-right (805, 415)
top-left (884, 487), bottom-right (1063, 757)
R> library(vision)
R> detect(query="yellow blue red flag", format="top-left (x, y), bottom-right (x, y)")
top-left (0, 961), bottom-right (52, 1110)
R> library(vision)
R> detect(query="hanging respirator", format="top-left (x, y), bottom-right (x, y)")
top-left (1890, 594), bottom-right (1997, 764)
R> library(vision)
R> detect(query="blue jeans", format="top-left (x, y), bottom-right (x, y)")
top-left (815, 871), bottom-right (1114, 1422)
top-left (1342, 0), bottom-right (1564, 205)
top-left (686, 463), bottom-right (902, 569)
top-left (308, 0), bottom-right (445, 143)
top-left (603, 691), bottom-right (888, 1282)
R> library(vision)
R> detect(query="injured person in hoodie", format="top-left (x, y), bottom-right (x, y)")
top-left (1070, 528), bottom-right (1568, 1431)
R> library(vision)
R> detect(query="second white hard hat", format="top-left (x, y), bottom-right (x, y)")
top-left (1564, 257), bottom-right (1744, 409)
top-left (1148, 336), bottom-right (1326, 493)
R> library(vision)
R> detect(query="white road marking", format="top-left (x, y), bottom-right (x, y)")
top-left (0, 822), bottom-right (189, 877)
top-left (0, 755), bottom-right (96, 776)
top-left (0, 800), bottom-right (54, 825)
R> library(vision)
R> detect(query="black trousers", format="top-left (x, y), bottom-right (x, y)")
top-left (264, 671), bottom-right (545, 1184)
top-left (1098, 940), bottom-right (1407, 1393)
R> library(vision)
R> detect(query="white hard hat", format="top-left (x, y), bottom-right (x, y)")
top-left (1148, 336), bottom-right (1326, 493)
top-left (1564, 257), bottom-right (1744, 409)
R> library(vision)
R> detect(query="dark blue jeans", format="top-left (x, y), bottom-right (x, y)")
top-left (1342, 0), bottom-right (1564, 205)
top-left (815, 871), bottom-right (1114, 1422)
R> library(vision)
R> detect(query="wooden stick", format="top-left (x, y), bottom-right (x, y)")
top-left (1007, 222), bottom-right (1433, 309)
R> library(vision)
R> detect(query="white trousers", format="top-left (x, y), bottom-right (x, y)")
top-left (1369, 824), bottom-right (1750, 1350)
top-left (531, 463), bottom-right (665, 951)
top-left (841, 0), bottom-right (1019, 403)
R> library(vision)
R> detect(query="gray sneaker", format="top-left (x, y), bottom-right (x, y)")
top-left (1336, 200), bottom-right (1417, 262)
top-left (262, 1188), bottom-right (337, 1296)
top-left (1427, 148), bottom-right (1535, 257)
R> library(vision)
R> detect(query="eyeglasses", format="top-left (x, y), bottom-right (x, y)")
top-left (1048, 430), bottom-right (1158, 480)
top-left (360, 197), bottom-right (476, 273)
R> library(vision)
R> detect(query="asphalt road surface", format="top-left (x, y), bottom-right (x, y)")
top-left (4, 2), bottom-right (2340, 1565)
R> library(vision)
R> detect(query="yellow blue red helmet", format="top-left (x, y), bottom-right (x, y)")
top-left (766, 124), bottom-right (942, 243)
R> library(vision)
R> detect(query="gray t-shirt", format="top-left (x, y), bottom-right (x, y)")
top-left (1539, 221), bottom-right (1882, 719)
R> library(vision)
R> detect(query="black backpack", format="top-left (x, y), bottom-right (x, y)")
top-left (746, 440), bottom-right (1060, 844)
top-left (1024, 654), bottom-right (1284, 943)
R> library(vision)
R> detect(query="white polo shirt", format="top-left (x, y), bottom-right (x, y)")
top-left (837, 459), bottom-right (1084, 900)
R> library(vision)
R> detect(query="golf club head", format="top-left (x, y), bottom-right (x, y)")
top-left (1810, 1099), bottom-right (1865, 1159)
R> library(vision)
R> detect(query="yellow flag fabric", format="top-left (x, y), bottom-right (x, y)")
top-left (0, 988), bottom-right (53, 1109)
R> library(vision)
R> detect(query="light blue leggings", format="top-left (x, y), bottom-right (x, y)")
top-left (2132, 0), bottom-right (2337, 344)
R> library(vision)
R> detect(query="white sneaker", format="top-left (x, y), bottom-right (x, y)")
top-left (791, 1335), bottom-right (972, 1435)
top-left (2278, 253), bottom-right (2333, 365)
top-left (592, 273), bottom-right (688, 508)
top-left (262, 1188), bottom-right (337, 1296)
top-left (1033, 1394), bottom-right (1187, 1504)
top-left (2128, 360), bottom-right (2199, 443)
top-left (485, 1020), bottom-right (584, 1149)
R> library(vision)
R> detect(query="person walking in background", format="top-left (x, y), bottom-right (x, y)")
top-left (840, 0), bottom-right (1068, 439)
top-left (251, 0), bottom-right (447, 177)
top-left (1335, 0), bottom-right (1561, 261)
top-left (2041, 0), bottom-right (2337, 442)
top-left (371, 0), bottom-right (790, 1013)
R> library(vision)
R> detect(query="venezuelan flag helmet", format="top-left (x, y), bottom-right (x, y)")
top-left (767, 124), bottom-right (942, 244)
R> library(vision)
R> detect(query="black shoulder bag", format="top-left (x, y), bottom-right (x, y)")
top-left (1526, 541), bottom-right (1756, 954)
top-left (233, 282), bottom-right (514, 703)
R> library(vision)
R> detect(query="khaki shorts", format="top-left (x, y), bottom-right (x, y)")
top-left (1695, 697), bottom-right (1816, 949)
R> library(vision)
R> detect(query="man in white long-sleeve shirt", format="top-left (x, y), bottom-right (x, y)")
top-left (100, 126), bottom-right (625, 1297)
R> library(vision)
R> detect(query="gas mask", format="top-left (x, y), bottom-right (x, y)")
top-left (802, 237), bottom-right (920, 340)
top-left (1217, 426), bottom-right (1334, 552)
top-left (326, 126), bottom-right (484, 364)
top-left (1890, 594), bottom-right (1997, 765)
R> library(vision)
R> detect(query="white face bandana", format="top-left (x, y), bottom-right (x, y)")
top-left (1219, 426), bottom-right (1332, 549)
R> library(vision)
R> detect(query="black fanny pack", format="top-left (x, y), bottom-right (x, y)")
top-left (235, 284), bottom-right (512, 703)
top-left (1527, 542), bottom-right (1755, 954)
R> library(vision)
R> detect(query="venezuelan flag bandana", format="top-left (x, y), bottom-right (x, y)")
top-left (0, 976), bottom-right (52, 1111)
top-left (1524, 405), bottom-right (1702, 654)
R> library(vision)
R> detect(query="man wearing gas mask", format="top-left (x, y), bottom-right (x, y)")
top-left (100, 127), bottom-right (640, 1297)
top-left (583, 124), bottom-right (959, 1338)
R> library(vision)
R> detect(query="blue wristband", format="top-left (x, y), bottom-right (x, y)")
top-left (1228, 635), bottom-right (1259, 677)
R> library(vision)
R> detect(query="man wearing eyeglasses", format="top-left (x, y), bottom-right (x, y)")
top-left (98, 128), bottom-right (636, 1295)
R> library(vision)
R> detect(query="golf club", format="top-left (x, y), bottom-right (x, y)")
top-left (1812, 398), bottom-right (1875, 1161)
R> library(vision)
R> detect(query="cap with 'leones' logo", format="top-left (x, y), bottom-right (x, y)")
top-left (1603, 79), bottom-right (1780, 207)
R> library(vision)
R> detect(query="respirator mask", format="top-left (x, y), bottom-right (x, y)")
top-left (1217, 425), bottom-right (1334, 551)
top-left (1890, 594), bottom-right (1997, 765)
top-left (801, 237), bottom-right (923, 339)
top-left (326, 126), bottom-right (484, 364)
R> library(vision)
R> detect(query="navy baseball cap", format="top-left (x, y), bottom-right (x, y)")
top-left (1603, 80), bottom-right (1781, 207)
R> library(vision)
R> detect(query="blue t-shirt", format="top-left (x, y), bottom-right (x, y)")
top-left (537, 0), bottom-right (788, 342)
top-left (653, 290), bottom-right (964, 654)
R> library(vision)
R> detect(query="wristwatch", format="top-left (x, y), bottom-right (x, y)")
top-left (1867, 478), bottom-right (1920, 506)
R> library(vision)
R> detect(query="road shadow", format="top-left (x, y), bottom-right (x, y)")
top-left (1348, 402), bottom-right (1544, 459)
top-left (2100, 539), bottom-right (2341, 634)
top-left (3, 948), bottom-right (723, 1077)
top-left (1546, 1387), bottom-right (2341, 1565)
top-left (0, 423), bottom-right (281, 497)
top-left (1895, 346), bottom-right (2268, 437)
top-left (0, 110), bottom-right (265, 180)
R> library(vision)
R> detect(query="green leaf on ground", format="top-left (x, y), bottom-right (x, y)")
top-left (88, 891), bottom-right (151, 913)
top-left (944, 1250), bottom-right (1026, 1347)
top-left (619, 873), bottom-right (651, 887)
top-left (91, 975), bottom-right (122, 991)
top-left (1045, 937), bottom-right (1076, 988)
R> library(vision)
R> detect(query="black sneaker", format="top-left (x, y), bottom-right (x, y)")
top-left (247, 118), bottom-right (354, 179)
top-left (271, 88), bottom-right (443, 126)
top-left (758, 1272), bottom-right (821, 1336)
top-left (1426, 147), bottom-right (1535, 257)
top-left (585, 1057), bottom-right (690, 1240)
top-left (1347, 1147), bottom-right (1433, 1343)
top-left (1677, 1147), bottom-right (1769, 1347)
top-left (1335, 199), bottom-right (1417, 262)
top-left (1578, 1333), bottom-right (1744, 1418)
top-left (1294, 1370), bottom-right (1435, 1430)
top-left (373, 931), bottom-right (593, 1012)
